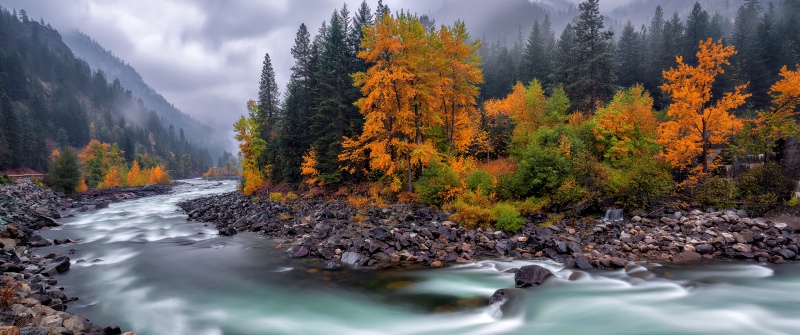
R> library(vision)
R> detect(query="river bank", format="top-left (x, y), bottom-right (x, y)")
top-left (179, 191), bottom-right (800, 270)
top-left (0, 181), bottom-right (172, 335)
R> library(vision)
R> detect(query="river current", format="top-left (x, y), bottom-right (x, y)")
top-left (37, 179), bottom-right (800, 335)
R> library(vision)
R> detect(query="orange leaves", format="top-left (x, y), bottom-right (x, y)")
top-left (658, 39), bottom-right (749, 175)
top-left (147, 166), bottom-right (170, 185)
top-left (593, 85), bottom-right (659, 165)
top-left (234, 103), bottom-right (267, 195)
top-left (344, 13), bottom-right (483, 192)
top-left (771, 64), bottom-right (800, 114)
top-left (97, 166), bottom-right (122, 189)
top-left (126, 161), bottom-right (143, 187)
top-left (300, 149), bottom-right (320, 186)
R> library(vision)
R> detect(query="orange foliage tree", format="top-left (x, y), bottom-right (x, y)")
top-left (80, 140), bottom-right (125, 188)
top-left (657, 38), bottom-right (750, 176)
top-left (147, 166), bottom-right (170, 185)
top-left (760, 65), bottom-right (800, 141)
top-left (592, 85), bottom-right (660, 165)
top-left (98, 166), bottom-right (122, 189)
top-left (483, 80), bottom-right (570, 154)
top-left (126, 161), bottom-right (144, 186)
top-left (234, 100), bottom-right (266, 195)
top-left (341, 13), bottom-right (483, 192)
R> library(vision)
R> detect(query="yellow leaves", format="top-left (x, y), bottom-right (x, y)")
top-left (97, 166), bottom-right (121, 189)
top-left (147, 166), bottom-right (170, 185)
top-left (126, 161), bottom-right (143, 187)
top-left (592, 85), bottom-right (659, 165)
top-left (344, 12), bottom-right (483, 191)
top-left (234, 104), bottom-right (267, 195)
top-left (300, 148), bottom-right (320, 186)
top-left (658, 39), bottom-right (748, 175)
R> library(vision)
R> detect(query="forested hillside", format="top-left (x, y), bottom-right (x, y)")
top-left (235, 0), bottom-right (799, 228)
top-left (62, 31), bottom-right (229, 158)
top-left (0, 6), bottom-right (213, 178)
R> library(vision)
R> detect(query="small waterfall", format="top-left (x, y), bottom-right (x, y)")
top-left (794, 180), bottom-right (800, 199)
top-left (603, 209), bottom-right (624, 222)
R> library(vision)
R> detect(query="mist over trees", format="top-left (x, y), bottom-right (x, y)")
top-left (0, 6), bottom-right (213, 178)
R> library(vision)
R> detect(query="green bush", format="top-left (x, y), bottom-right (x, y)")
top-left (492, 203), bottom-right (525, 232)
top-left (552, 178), bottom-right (585, 208)
top-left (695, 176), bottom-right (738, 210)
top-left (737, 162), bottom-right (788, 216)
top-left (47, 148), bottom-right (81, 196)
top-left (605, 158), bottom-right (674, 209)
top-left (0, 174), bottom-right (8, 185)
top-left (466, 169), bottom-right (493, 197)
top-left (449, 201), bottom-right (495, 229)
top-left (415, 163), bottom-right (460, 207)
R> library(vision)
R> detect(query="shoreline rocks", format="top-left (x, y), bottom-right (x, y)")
top-left (0, 181), bottom-right (158, 334)
top-left (179, 192), bottom-right (800, 270)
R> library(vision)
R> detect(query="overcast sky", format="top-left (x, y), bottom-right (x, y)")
top-left (0, 0), bottom-right (437, 135)
top-left (0, 0), bottom-right (631, 139)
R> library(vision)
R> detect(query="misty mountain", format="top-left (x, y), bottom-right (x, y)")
top-left (607, 0), bottom-right (744, 30)
top-left (429, 0), bottom-right (579, 43)
top-left (61, 31), bottom-right (228, 158)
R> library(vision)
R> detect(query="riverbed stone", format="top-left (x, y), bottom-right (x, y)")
top-left (286, 245), bottom-right (309, 258)
top-left (514, 265), bottom-right (553, 288)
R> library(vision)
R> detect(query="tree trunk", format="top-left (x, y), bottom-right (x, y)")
top-left (406, 152), bottom-right (413, 193)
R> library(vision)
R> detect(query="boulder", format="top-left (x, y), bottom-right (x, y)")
top-left (341, 252), bottom-right (369, 266)
top-left (103, 323), bottom-right (122, 335)
top-left (514, 265), bottom-right (554, 288)
top-left (286, 246), bottom-right (309, 258)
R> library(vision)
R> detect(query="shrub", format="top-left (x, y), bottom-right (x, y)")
top-left (414, 163), bottom-right (461, 207)
top-left (347, 195), bottom-right (370, 209)
top-left (269, 192), bottom-right (283, 202)
top-left (788, 196), bottom-right (799, 207)
top-left (466, 169), bottom-right (493, 197)
top-left (449, 201), bottom-right (495, 229)
top-left (492, 203), bottom-right (525, 232)
top-left (605, 158), bottom-right (674, 209)
top-left (47, 147), bottom-right (81, 196)
top-left (552, 178), bottom-right (584, 208)
top-left (695, 176), bottom-right (738, 209)
top-left (736, 162), bottom-right (788, 215)
top-left (517, 196), bottom-right (549, 215)
top-left (0, 174), bottom-right (7, 185)
top-left (284, 192), bottom-right (299, 203)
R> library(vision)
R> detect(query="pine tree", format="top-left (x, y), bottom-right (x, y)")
top-left (255, 52), bottom-right (280, 177)
top-left (682, 2), bottom-right (711, 65)
top-left (569, 0), bottom-right (615, 113)
top-left (616, 21), bottom-right (644, 88)
top-left (48, 147), bottom-right (81, 196)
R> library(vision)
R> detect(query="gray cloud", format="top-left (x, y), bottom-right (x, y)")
top-left (0, 0), bottom-right (432, 140)
top-left (7, 0), bottom-right (626, 142)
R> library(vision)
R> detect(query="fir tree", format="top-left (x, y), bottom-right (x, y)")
top-left (569, 0), bottom-right (615, 113)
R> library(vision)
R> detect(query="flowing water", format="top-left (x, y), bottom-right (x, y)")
top-left (37, 180), bottom-right (800, 335)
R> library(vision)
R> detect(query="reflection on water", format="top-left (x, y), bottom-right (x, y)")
top-left (38, 179), bottom-right (800, 335)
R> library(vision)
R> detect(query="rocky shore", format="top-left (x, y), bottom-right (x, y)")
top-left (179, 192), bottom-right (800, 270)
top-left (0, 181), bottom-right (172, 335)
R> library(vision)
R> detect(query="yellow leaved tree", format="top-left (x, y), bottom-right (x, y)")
top-left (234, 100), bottom-right (266, 195)
top-left (658, 38), bottom-right (750, 176)
top-left (341, 12), bottom-right (483, 192)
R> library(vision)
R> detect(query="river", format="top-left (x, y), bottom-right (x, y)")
top-left (37, 179), bottom-right (800, 335)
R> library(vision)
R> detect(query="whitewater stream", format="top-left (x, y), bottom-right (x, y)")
top-left (36, 179), bottom-right (800, 335)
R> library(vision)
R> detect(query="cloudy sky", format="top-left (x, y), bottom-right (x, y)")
top-left (0, 0), bottom-right (437, 134)
top-left (0, 0), bottom-right (630, 140)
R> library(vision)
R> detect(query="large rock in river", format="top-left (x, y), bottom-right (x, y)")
top-left (341, 251), bottom-right (369, 266)
top-left (514, 265), bottom-right (554, 288)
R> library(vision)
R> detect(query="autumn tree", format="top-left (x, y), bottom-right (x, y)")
top-left (342, 12), bottom-right (483, 192)
top-left (740, 64), bottom-right (800, 156)
top-left (80, 140), bottom-right (125, 188)
top-left (234, 101), bottom-right (266, 195)
top-left (658, 38), bottom-right (750, 176)
top-left (47, 148), bottom-right (81, 196)
top-left (593, 85), bottom-right (660, 165)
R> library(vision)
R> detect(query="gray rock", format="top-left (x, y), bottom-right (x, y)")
top-left (514, 265), bottom-right (554, 288)
top-left (341, 251), bottom-right (369, 266)
top-left (286, 246), bottom-right (309, 258)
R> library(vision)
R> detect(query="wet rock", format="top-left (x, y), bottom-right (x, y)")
top-left (514, 265), bottom-right (554, 288)
top-left (103, 323), bottom-right (122, 335)
top-left (341, 252), bottom-right (369, 266)
top-left (672, 251), bottom-right (702, 264)
top-left (286, 246), bottom-right (309, 258)
top-left (489, 288), bottom-right (514, 305)
top-left (574, 255), bottom-right (594, 269)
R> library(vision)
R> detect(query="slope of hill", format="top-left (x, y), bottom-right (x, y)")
top-left (0, 6), bottom-right (212, 176)
top-left (61, 31), bottom-right (228, 157)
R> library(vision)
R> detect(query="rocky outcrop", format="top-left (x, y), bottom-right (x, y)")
top-left (179, 192), bottom-right (800, 270)
top-left (0, 181), bottom-right (139, 335)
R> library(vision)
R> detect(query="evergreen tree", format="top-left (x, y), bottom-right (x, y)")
top-left (310, 7), bottom-right (362, 185)
top-left (616, 21), bottom-right (645, 88)
top-left (520, 17), bottom-right (555, 87)
top-left (552, 23), bottom-right (579, 93)
top-left (255, 52), bottom-right (280, 176)
top-left (48, 147), bottom-right (81, 196)
top-left (682, 2), bottom-right (711, 65)
top-left (569, 0), bottom-right (615, 113)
